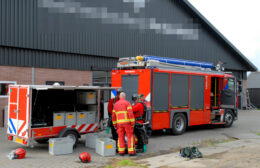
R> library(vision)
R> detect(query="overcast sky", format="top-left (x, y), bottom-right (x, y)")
top-left (189, 0), bottom-right (260, 71)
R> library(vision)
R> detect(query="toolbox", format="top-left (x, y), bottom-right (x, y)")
top-left (96, 138), bottom-right (116, 157)
top-left (65, 112), bottom-right (76, 125)
top-left (53, 112), bottom-right (65, 126)
top-left (85, 133), bottom-right (100, 149)
top-left (49, 137), bottom-right (73, 155)
top-left (77, 92), bottom-right (96, 104)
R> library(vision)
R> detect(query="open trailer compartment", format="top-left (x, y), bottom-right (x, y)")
top-left (7, 85), bottom-right (115, 147)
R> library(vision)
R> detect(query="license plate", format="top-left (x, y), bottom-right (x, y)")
top-left (15, 137), bottom-right (23, 144)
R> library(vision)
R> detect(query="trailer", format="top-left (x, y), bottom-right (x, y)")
top-left (111, 55), bottom-right (238, 135)
top-left (7, 85), bottom-right (116, 147)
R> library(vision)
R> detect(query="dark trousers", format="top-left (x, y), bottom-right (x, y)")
top-left (134, 126), bottom-right (145, 149)
top-left (109, 117), bottom-right (118, 141)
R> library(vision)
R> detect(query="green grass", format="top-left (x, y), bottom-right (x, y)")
top-left (118, 159), bottom-right (138, 166)
top-left (196, 138), bottom-right (238, 147)
top-left (106, 159), bottom-right (148, 168)
top-left (256, 133), bottom-right (260, 136)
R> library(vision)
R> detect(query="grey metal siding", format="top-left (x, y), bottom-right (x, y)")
top-left (248, 88), bottom-right (260, 108)
top-left (171, 74), bottom-right (189, 108)
top-left (190, 75), bottom-right (204, 110)
top-left (0, 0), bottom-right (252, 72)
top-left (153, 72), bottom-right (169, 111)
top-left (121, 75), bottom-right (139, 102)
top-left (0, 46), bottom-right (117, 70)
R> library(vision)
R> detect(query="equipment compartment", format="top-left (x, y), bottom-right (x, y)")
top-left (31, 88), bottom-right (99, 128)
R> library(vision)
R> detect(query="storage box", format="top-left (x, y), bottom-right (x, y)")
top-left (77, 92), bottom-right (96, 104)
top-left (86, 111), bottom-right (96, 124)
top-left (53, 112), bottom-right (65, 126)
top-left (96, 138), bottom-right (116, 157)
top-left (76, 111), bottom-right (88, 125)
top-left (49, 137), bottom-right (73, 155)
top-left (85, 133), bottom-right (100, 149)
top-left (65, 112), bottom-right (76, 125)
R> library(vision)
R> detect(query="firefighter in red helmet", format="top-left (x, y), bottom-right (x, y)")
top-left (108, 89), bottom-right (122, 141)
top-left (112, 92), bottom-right (136, 156)
top-left (132, 93), bottom-right (146, 153)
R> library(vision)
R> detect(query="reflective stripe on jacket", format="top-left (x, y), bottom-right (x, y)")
top-left (112, 98), bottom-right (135, 127)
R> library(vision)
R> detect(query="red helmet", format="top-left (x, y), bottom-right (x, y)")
top-left (79, 152), bottom-right (91, 163)
top-left (14, 148), bottom-right (26, 159)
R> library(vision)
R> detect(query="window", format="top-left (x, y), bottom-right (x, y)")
top-left (46, 81), bottom-right (65, 86)
top-left (228, 78), bottom-right (235, 92)
top-left (0, 81), bottom-right (17, 97)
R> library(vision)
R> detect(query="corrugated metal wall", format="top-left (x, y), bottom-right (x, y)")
top-left (0, 46), bottom-right (117, 70)
top-left (0, 0), bottom-right (250, 72)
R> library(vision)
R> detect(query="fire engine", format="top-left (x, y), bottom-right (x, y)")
top-left (111, 55), bottom-right (238, 135)
top-left (7, 85), bottom-right (116, 147)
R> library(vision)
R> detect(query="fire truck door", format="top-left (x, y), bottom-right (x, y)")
top-left (121, 75), bottom-right (139, 103)
top-left (8, 86), bottom-right (29, 138)
top-left (221, 78), bottom-right (236, 108)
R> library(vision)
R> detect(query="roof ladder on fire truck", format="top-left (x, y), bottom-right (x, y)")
top-left (117, 55), bottom-right (219, 72)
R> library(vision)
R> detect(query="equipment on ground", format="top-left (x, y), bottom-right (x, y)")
top-left (7, 148), bottom-right (26, 160)
top-left (179, 146), bottom-right (203, 159)
top-left (7, 85), bottom-right (119, 147)
top-left (49, 137), bottom-right (73, 155)
top-left (79, 152), bottom-right (91, 163)
top-left (85, 133), bottom-right (100, 149)
top-left (96, 138), bottom-right (116, 157)
top-left (112, 55), bottom-right (238, 135)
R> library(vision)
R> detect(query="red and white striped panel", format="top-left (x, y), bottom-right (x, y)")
top-left (68, 123), bottom-right (98, 133)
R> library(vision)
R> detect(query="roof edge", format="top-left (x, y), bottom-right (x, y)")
top-left (181, 0), bottom-right (257, 71)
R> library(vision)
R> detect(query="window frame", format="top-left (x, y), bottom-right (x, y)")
top-left (0, 81), bottom-right (17, 98)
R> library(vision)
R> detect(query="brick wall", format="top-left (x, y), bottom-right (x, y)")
top-left (0, 65), bottom-right (92, 127)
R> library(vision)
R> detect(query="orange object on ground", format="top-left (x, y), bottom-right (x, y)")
top-left (79, 152), bottom-right (91, 163)
top-left (15, 148), bottom-right (26, 159)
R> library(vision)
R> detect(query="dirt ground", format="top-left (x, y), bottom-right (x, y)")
top-left (168, 144), bottom-right (260, 168)
top-left (131, 136), bottom-right (260, 168)
top-left (200, 144), bottom-right (260, 168)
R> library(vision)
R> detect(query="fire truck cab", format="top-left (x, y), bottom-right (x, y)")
top-left (7, 85), bottom-right (116, 147)
top-left (111, 55), bottom-right (238, 135)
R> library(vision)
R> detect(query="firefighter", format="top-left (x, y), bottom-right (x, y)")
top-left (108, 89), bottom-right (122, 141)
top-left (139, 94), bottom-right (146, 103)
top-left (132, 94), bottom-right (146, 153)
top-left (112, 92), bottom-right (136, 156)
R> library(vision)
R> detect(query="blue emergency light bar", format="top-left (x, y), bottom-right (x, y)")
top-left (142, 55), bottom-right (214, 68)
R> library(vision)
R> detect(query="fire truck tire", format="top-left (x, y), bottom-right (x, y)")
top-left (223, 110), bottom-right (234, 128)
top-left (60, 130), bottom-right (79, 148)
top-left (35, 139), bottom-right (48, 144)
top-left (171, 113), bottom-right (187, 135)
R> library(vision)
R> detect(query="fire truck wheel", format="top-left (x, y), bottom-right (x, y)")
top-left (62, 131), bottom-right (79, 147)
top-left (223, 110), bottom-right (234, 128)
top-left (171, 113), bottom-right (187, 135)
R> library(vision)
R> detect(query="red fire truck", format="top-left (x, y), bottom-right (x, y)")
top-left (111, 55), bottom-right (238, 135)
top-left (7, 85), bottom-right (116, 147)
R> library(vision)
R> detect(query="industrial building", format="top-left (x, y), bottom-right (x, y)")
top-left (0, 0), bottom-right (257, 126)
top-left (247, 72), bottom-right (260, 108)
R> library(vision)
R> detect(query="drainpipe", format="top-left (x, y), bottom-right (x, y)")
top-left (32, 67), bottom-right (35, 85)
